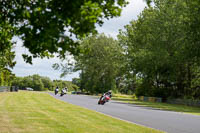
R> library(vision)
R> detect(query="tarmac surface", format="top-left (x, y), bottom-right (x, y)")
top-left (49, 93), bottom-right (200, 133)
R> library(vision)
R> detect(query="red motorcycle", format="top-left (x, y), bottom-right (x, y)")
top-left (98, 94), bottom-right (111, 105)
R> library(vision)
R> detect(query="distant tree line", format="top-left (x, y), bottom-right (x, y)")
top-left (11, 74), bottom-right (79, 91)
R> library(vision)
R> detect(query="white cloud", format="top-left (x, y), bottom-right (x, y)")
top-left (97, 0), bottom-right (146, 38)
top-left (12, 0), bottom-right (146, 81)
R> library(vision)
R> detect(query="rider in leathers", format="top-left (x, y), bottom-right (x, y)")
top-left (101, 90), bottom-right (112, 101)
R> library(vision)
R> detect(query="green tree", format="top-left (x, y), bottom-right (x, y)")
top-left (12, 75), bottom-right (45, 91)
top-left (1, 0), bottom-right (128, 63)
top-left (72, 78), bottom-right (81, 88)
top-left (0, 18), bottom-right (16, 86)
top-left (12, 77), bottom-right (23, 88)
top-left (40, 76), bottom-right (53, 90)
top-left (0, 48), bottom-right (16, 86)
top-left (118, 0), bottom-right (200, 99)
top-left (56, 34), bottom-right (124, 93)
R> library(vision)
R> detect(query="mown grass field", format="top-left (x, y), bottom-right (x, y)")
top-left (0, 91), bottom-right (163, 133)
top-left (112, 94), bottom-right (200, 116)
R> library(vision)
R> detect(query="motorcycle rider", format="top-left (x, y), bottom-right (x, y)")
top-left (65, 87), bottom-right (68, 93)
top-left (60, 87), bottom-right (67, 96)
top-left (55, 86), bottom-right (59, 95)
top-left (99, 90), bottom-right (112, 104)
top-left (103, 90), bottom-right (112, 98)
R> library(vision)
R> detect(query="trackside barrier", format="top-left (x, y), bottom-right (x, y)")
top-left (0, 86), bottom-right (19, 92)
top-left (166, 99), bottom-right (200, 107)
top-left (10, 86), bottom-right (18, 92)
top-left (139, 96), bottom-right (200, 107)
top-left (139, 96), bottom-right (162, 103)
top-left (0, 86), bottom-right (9, 92)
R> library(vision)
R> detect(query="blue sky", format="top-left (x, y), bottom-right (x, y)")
top-left (12, 0), bottom-right (146, 81)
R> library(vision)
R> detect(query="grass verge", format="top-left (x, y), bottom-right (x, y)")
top-left (112, 94), bottom-right (200, 116)
top-left (0, 91), bottom-right (163, 133)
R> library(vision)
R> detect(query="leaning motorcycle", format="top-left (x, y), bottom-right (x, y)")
top-left (55, 88), bottom-right (59, 95)
top-left (60, 89), bottom-right (67, 96)
top-left (98, 94), bottom-right (111, 105)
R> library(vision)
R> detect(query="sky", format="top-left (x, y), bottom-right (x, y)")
top-left (12, 0), bottom-right (147, 81)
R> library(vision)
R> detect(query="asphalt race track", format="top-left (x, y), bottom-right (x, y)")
top-left (49, 93), bottom-right (200, 133)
